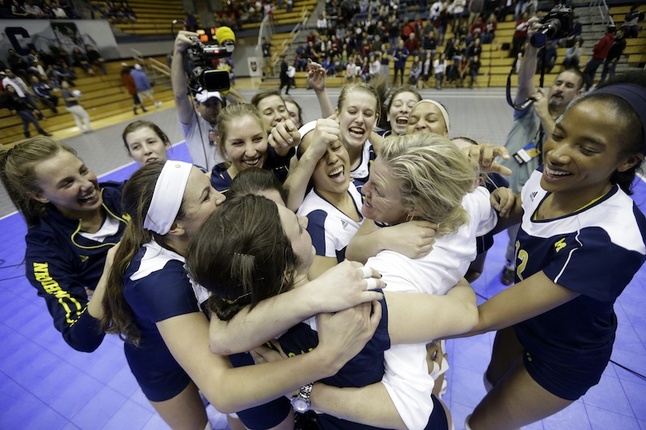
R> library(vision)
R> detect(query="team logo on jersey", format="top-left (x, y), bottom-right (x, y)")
top-left (530, 191), bottom-right (538, 201)
top-left (341, 220), bottom-right (348, 229)
top-left (79, 255), bottom-right (89, 263)
top-left (554, 238), bottom-right (567, 253)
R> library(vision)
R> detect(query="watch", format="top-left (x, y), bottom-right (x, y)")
top-left (290, 383), bottom-right (313, 413)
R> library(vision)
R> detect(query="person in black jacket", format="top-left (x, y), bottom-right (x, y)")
top-left (0, 137), bottom-right (128, 352)
top-left (0, 85), bottom-right (51, 137)
top-left (279, 54), bottom-right (291, 95)
top-left (599, 28), bottom-right (626, 85)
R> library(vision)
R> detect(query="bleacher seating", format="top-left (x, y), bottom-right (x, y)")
top-left (0, 58), bottom-right (175, 147)
top-left (92, 0), bottom-right (188, 36)
top-left (237, 0), bottom-right (318, 31)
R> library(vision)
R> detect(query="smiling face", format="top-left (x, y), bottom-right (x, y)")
top-left (311, 140), bottom-right (352, 198)
top-left (222, 113), bottom-right (268, 178)
top-left (31, 150), bottom-right (102, 218)
top-left (256, 94), bottom-right (290, 129)
top-left (361, 157), bottom-right (408, 224)
top-left (337, 88), bottom-right (379, 152)
top-left (387, 90), bottom-right (421, 135)
top-left (125, 126), bottom-right (170, 165)
top-left (406, 101), bottom-right (449, 136)
top-left (176, 167), bottom-right (225, 239)
top-left (541, 98), bottom-right (637, 205)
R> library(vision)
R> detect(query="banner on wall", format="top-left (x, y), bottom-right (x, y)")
top-left (247, 56), bottom-right (262, 77)
top-left (0, 19), bottom-right (120, 60)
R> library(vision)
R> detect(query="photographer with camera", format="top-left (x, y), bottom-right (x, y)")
top-left (581, 25), bottom-right (616, 91)
top-left (498, 13), bottom-right (583, 286)
top-left (171, 29), bottom-right (244, 171)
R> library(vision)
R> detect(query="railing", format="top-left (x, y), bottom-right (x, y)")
top-left (588, 0), bottom-right (613, 27)
top-left (256, 6), bottom-right (311, 77)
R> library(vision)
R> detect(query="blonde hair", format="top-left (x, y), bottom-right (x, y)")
top-left (216, 103), bottom-right (266, 163)
top-left (377, 133), bottom-right (477, 235)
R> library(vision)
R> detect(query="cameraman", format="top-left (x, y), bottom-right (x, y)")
top-left (498, 16), bottom-right (583, 285)
top-left (171, 30), bottom-right (244, 170)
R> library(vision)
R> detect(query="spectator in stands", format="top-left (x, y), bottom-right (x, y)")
top-left (536, 41), bottom-right (558, 74)
top-left (85, 45), bottom-right (107, 75)
top-left (392, 39), bottom-right (409, 86)
top-left (71, 47), bottom-right (95, 76)
top-left (468, 0), bottom-right (484, 26)
top-left (10, 0), bottom-right (28, 17)
top-left (24, 0), bottom-right (45, 17)
top-left (131, 64), bottom-right (162, 110)
top-left (621, 5), bottom-right (644, 38)
top-left (561, 14), bottom-right (583, 48)
top-left (261, 37), bottom-right (274, 79)
top-left (450, 0), bottom-right (467, 33)
top-left (510, 12), bottom-right (529, 59)
top-left (468, 54), bottom-right (481, 88)
top-left (279, 54), bottom-right (292, 95)
top-left (47, 60), bottom-right (77, 88)
top-left (6, 49), bottom-right (29, 76)
top-left (582, 25), bottom-right (615, 91)
top-left (562, 39), bottom-right (582, 69)
top-left (599, 28), bottom-right (626, 85)
top-left (120, 62), bottom-right (146, 115)
top-left (61, 80), bottom-right (92, 134)
top-left (50, 1), bottom-right (68, 18)
top-left (317, 13), bottom-right (329, 34)
top-left (483, 14), bottom-right (497, 43)
top-left (30, 75), bottom-right (58, 114)
top-left (409, 55), bottom-right (423, 87)
top-left (434, 52), bottom-right (448, 89)
top-left (404, 32), bottom-right (421, 56)
top-left (2, 69), bottom-right (42, 116)
top-left (0, 85), bottom-right (51, 138)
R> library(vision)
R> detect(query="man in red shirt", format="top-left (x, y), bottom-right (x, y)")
top-left (581, 25), bottom-right (615, 91)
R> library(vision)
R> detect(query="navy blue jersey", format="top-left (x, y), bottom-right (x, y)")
top-left (233, 296), bottom-right (390, 430)
top-left (24, 181), bottom-right (127, 352)
top-left (512, 170), bottom-right (646, 367)
top-left (123, 240), bottom-right (200, 401)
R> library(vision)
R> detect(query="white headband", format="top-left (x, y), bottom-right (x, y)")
top-left (412, 99), bottom-right (451, 135)
top-left (144, 161), bottom-right (193, 235)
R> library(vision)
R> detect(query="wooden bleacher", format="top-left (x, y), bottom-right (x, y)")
top-left (238, 0), bottom-right (318, 31)
top-left (0, 58), bottom-right (175, 147)
top-left (265, 2), bottom-right (645, 90)
top-left (92, 0), bottom-right (188, 36)
top-left (609, 5), bottom-right (646, 67)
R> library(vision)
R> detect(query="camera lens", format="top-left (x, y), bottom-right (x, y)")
top-left (530, 19), bottom-right (561, 48)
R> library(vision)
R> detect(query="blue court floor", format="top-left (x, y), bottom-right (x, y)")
top-left (1, 88), bottom-right (645, 429)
